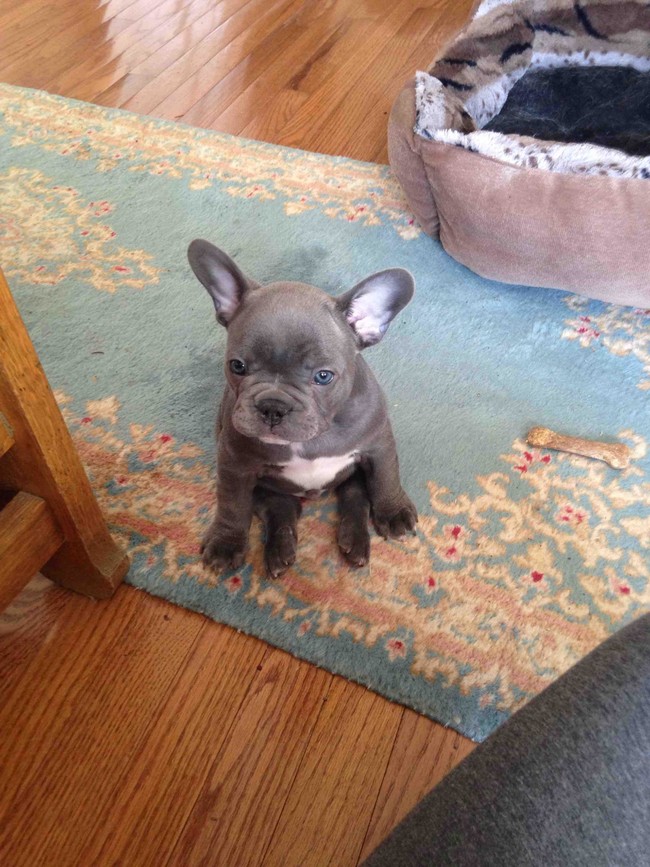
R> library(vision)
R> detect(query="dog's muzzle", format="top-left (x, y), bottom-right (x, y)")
top-left (255, 396), bottom-right (292, 428)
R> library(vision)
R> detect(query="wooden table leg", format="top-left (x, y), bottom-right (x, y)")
top-left (0, 269), bottom-right (129, 599)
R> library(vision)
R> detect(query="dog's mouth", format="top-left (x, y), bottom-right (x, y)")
top-left (231, 401), bottom-right (328, 444)
top-left (256, 431), bottom-right (293, 445)
top-left (230, 382), bottom-right (331, 444)
top-left (233, 416), bottom-right (327, 444)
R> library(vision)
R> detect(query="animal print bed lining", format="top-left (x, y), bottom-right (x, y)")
top-left (414, 0), bottom-right (650, 179)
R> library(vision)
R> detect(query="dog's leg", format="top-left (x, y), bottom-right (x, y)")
top-left (336, 470), bottom-right (371, 567)
top-left (254, 488), bottom-right (302, 579)
top-left (201, 463), bottom-right (256, 572)
top-left (365, 429), bottom-right (418, 539)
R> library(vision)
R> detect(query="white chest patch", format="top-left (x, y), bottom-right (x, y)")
top-left (281, 450), bottom-right (356, 493)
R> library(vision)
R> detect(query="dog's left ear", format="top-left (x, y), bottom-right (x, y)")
top-left (187, 239), bottom-right (259, 327)
top-left (336, 269), bottom-right (414, 348)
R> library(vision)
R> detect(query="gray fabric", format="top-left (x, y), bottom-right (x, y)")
top-left (364, 614), bottom-right (650, 867)
top-left (484, 67), bottom-right (650, 157)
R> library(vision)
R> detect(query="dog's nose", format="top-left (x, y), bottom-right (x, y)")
top-left (256, 398), bottom-right (291, 427)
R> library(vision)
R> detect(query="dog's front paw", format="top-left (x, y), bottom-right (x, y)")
top-left (373, 495), bottom-right (418, 540)
top-left (265, 526), bottom-right (297, 579)
top-left (200, 528), bottom-right (247, 573)
top-left (338, 516), bottom-right (370, 567)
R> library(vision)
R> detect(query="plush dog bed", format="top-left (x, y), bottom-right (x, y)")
top-left (389, 0), bottom-right (650, 306)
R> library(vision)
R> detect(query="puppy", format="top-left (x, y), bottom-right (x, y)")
top-left (188, 240), bottom-right (417, 578)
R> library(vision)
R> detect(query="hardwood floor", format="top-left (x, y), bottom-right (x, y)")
top-left (0, 1), bottom-right (476, 864)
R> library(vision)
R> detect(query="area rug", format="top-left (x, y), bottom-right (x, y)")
top-left (1, 83), bottom-right (648, 741)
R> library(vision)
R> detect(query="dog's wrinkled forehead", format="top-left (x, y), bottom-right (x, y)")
top-left (228, 283), bottom-right (351, 366)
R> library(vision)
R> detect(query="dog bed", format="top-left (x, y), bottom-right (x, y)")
top-left (389, 0), bottom-right (650, 306)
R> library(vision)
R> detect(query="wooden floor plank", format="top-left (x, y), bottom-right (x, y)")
top-left (122, 0), bottom-right (297, 116)
top-left (173, 13), bottom-right (309, 126)
top-left (313, 10), bottom-right (446, 154)
top-left (0, 0), bottom-right (49, 38)
top-left (328, 4), bottom-right (473, 159)
top-left (269, 0), bottom-right (434, 154)
top-left (0, 586), bottom-right (203, 866)
top-left (237, 15), bottom-right (374, 140)
top-left (261, 680), bottom-right (404, 867)
top-left (0, 0), bottom-right (201, 89)
top-left (44, 0), bottom-right (237, 100)
top-left (93, 71), bottom-right (156, 107)
top-left (181, 1), bottom-right (359, 131)
top-left (169, 649), bottom-right (334, 866)
top-left (358, 708), bottom-right (477, 861)
top-left (2, 14), bottom-right (136, 87)
top-left (199, 0), bottom-right (392, 133)
top-left (238, 87), bottom-right (309, 143)
top-left (0, 577), bottom-right (71, 695)
top-left (1, 4), bottom-right (118, 79)
top-left (80, 625), bottom-right (270, 866)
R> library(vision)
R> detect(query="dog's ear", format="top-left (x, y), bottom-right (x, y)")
top-left (336, 269), bottom-right (414, 348)
top-left (187, 240), bottom-right (258, 326)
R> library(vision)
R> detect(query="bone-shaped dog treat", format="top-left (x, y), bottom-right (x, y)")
top-left (526, 426), bottom-right (631, 470)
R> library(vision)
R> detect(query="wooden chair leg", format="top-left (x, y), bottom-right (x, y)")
top-left (0, 492), bottom-right (64, 610)
top-left (0, 269), bottom-right (129, 600)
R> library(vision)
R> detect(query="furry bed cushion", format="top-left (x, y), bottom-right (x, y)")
top-left (388, 0), bottom-right (650, 306)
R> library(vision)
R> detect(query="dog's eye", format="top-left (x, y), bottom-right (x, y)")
top-left (314, 370), bottom-right (334, 385)
top-left (229, 359), bottom-right (247, 375)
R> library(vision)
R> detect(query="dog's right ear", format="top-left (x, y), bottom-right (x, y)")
top-left (187, 239), bottom-right (258, 326)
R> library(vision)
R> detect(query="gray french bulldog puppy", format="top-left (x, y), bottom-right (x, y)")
top-left (188, 239), bottom-right (418, 578)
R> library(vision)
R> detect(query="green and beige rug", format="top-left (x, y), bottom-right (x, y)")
top-left (1, 83), bottom-right (648, 741)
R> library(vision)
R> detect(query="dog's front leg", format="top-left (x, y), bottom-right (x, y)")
top-left (364, 425), bottom-right (418, 540)
top-left (201, 461), bottom-right (256, 572)
top-left (336, 470), bottom-right (371, 567)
